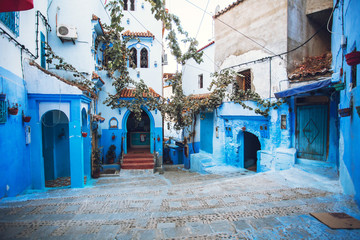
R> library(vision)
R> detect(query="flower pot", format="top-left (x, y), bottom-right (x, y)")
top-left (8, 107), bottom-right (18, 115)
top-left (338, 108), bottom-right (351, 117)
top-left (92, 169), bottom-right (101, 178)
top-left (345, 51), bottom-right (360, 66)
top-left (112, 134), bottom-right (116, 140)
top-left (23, 116), bottom-right (31, 122)
top-left (82, 132), bottom-right (88, 137)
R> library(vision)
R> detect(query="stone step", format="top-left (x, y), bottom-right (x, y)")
top-left (123, 158), bottom-right (153, 164)
top-left (124, 154), bottom-right (153, 159)
top-left (121, 162), bottom-right (154, 170)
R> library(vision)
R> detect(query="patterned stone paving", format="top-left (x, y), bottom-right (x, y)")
top-left (0, 167), bottom-right (360, 239)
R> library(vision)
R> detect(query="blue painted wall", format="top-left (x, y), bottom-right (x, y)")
top-left (0, 67), bottom-right (31, 198)
top-left (332, 0), bottom-right (360, 205)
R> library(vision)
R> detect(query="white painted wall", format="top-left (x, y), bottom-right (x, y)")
top-left (47, 0), bottom-right (110, 76)
top-left (182, 42), bottom-right (215, 96)
top-left (0, 0), bottom-right (48, 77)
top-left (123, 0), bottom-right (163, 95)
top-left (24, 61), bottom-right (82, 95)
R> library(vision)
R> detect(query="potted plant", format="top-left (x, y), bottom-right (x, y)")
top-left (22, 110), bottom-right (31, 122)
top-left (338, 108), bottom-right (351, 117)
top-left (106, 144), bottom-right (116, 164)
top-left (8, 103), bottom-right (19, 115)
top-left (0, 93), bottom-right (5, 101)
top-left (82, 132), bottom-right (88, 137)
top-left (92, 147), bottom-right (103, 178)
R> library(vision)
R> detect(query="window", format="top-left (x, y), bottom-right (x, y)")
top-left (140, 48), bottom-right (148, 68)
top-left (235, 69), bottom-right (251, 92)
top-left (0, 12), bottom-right (19, 37)
top-left (351, 48), bottom-right (357, 89)
top-left (198, 74), bottom-right (203, 89)
top-left (129, 47), bottom-right (137, 68)
top-left (281, 115), bottom-right (287, 129)
top-left (0, 99), bottom-right (6, 124)
top-left (123, 0), bottom-right (135, 11)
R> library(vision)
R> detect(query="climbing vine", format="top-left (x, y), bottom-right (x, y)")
top-left (45, 0), bottom-right (283, 132)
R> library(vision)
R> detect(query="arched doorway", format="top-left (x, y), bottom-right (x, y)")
top-left (243, 131), bottom-right (261, 172)
top-left (41, 110), bottom-right (71, 187)
top-left (126, 110), bottom-right (151, 153)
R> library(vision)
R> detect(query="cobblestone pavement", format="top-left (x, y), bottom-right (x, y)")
top-left (1, 166), bottom-right (360, 239)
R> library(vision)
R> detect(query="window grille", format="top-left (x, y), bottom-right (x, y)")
top-left (140, 48), bottom-right (148, 68)
top-left (130, 47), bottom-right (137, 68)
top-left (124, 0), bottom-right (128, 10)
top-left (0, 12), bottom-right (19, 37)
top-left (130, 0), bottom-right (135, 11)
top-left (40, 32), bottom-right (46, 68)
top-left (0, 100), bottom-right (7, 124)
top-left (198, 74), bottom-right (203, 89)
top-left (235, 69), bottom-right (251, 92)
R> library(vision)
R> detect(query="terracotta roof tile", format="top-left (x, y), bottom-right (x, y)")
top-left (91, 14), bottom-right (105, 35)
top-left (119, 87), bottom-right (161, 98)
top-left (188, 93), bottom-right (212, 100)
top-left (214, 0), bottom-right (244, 19)
top-left (122, 30), bottom-right (155, 39)
top-left (289, 52), bottom-right (332, 81)
top-left (92, 71), bottom-right (105, 84)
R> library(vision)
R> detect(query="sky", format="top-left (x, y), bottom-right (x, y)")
top-left (164, 0), bottom-right (236, 73)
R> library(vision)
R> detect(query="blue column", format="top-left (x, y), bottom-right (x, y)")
top-left (28, 98), bottom-right (45, 190)
top-left (69, 99), bottom-right (84, 188)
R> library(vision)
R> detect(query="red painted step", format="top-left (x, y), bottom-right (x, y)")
top-left (121, 149), bottom-right (154, 170)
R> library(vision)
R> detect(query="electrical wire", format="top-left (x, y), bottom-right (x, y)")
top-left (195, 0), bottom-right (210, 39)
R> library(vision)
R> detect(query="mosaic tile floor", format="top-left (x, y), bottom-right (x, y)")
top-left (45, 176), bottom-right (87, 188)
top-left (0, 166), bottom-right (360, 239)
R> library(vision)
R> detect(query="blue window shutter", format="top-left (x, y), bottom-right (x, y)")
top-left (40, 32), bottom-right (46, 68)
top-left (0, 12), bottom-right (19, 37)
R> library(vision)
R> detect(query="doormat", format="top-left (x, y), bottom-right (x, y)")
top-left (310, 212), bottom-right (360, 229)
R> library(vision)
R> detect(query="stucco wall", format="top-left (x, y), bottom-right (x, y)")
top-left (182, 42), bottom-right (215, 96)
top-left (332, 0), bottom-right (360, 205)
top-left (287, 0), bottom-right (331, 73)
top-left (214, 0), bottom-right (288, 68)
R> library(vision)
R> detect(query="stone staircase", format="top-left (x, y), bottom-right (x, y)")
top-left (121, 149), bottom-right (154, 170)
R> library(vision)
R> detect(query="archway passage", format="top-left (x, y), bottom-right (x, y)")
top-left (123, 110), bottom-right (154, 170)
top-left (42, 110), bottom-right (71, 187)
top-left (244, 132), bottom-right (261, 172)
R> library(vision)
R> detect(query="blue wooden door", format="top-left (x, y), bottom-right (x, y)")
top-left (200, 112), bottom-right (214, 153)
top-left (296, 105), bottom-right (328, 161)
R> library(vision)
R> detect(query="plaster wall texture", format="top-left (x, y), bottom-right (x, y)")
top-left (214, 0), bottom-right (288, 68)
top-left (287, 0), bottom-right (331, 72)
top-left (0, 67), bottom-right (31, 198)
top-left (331, 0), bottom-right (360, 205)
top-left (47, 0), bottom-right (110, 75)
top-left (182, 42), bottom-right (215, 96)
top-left (0, 0), bottom-right (48, 78)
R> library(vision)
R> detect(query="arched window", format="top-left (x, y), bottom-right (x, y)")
top-left (124, 0), bottom-right (128, 10)
top-left (130, 0), bottom-right (135, 11)
top-left (130, 47), bottom-right (137, 68)
top-left (140, 48), bottom-right (148, 68)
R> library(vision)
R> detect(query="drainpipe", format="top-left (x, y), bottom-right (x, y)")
top-left (269, 57), bottom-right (272, 99)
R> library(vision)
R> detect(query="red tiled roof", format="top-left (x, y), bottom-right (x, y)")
top-left (188, 93), bottom-right (212, 100)
top-left (288, 52), bottom-right (332, 81)
top-left (197, 41), bottom-right (215, 52)
top-left (119, 87), bottom-right (161, 98)
top-left (214, 0), bottom-right (244, 19)
top-left (92, 71), bottom-right (105, 84)
top-left (122, 30), bottom-right (155, 39)
top-left (29, 61), bottom-right (97, 99)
